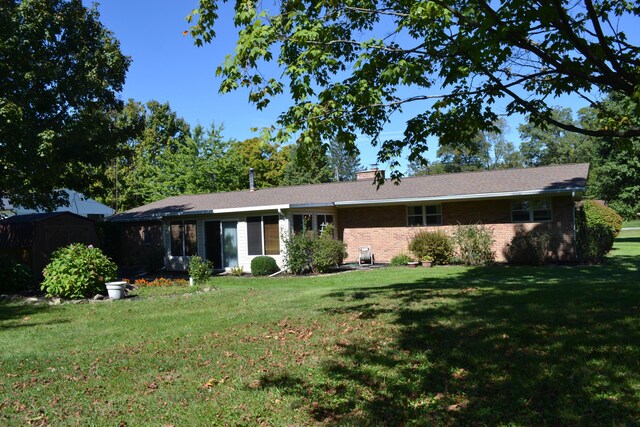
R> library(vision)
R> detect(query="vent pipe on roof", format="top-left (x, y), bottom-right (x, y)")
top-left (249, 168), bottom-right (255, 192)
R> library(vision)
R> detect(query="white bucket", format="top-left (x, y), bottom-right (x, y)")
top-left (105, 281), bottom-right (127, 300)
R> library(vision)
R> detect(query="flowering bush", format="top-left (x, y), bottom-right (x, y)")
top-left (41, 244), bottom-right (116, 298)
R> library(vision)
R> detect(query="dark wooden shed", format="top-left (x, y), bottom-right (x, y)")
top-left (0, 212), bottom-right (99, 279)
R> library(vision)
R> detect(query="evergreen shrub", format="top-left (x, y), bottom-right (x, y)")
top-left (251, 256), bottom-right (280, 276)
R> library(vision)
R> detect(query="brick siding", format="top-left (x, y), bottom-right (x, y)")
top-left (338, 197), bottom-right (577, 263)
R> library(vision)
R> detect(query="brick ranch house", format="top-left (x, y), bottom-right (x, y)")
top-left (108, 163), bottom-right (589, 272)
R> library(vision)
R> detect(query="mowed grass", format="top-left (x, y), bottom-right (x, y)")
top-left (1, 232), bottom-right (640, 426)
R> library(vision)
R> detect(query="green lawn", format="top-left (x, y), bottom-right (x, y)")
top-left (2, 232), bottom-right (640, 426)
top-left (623, 219), bottom-right (640, 228)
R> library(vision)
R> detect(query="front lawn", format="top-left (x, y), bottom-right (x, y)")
top-left (1, 231), bottom-right (640, 425)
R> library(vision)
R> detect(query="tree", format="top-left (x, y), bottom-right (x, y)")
top-left (119, 100), bottom-right (192, 209)
top-left (585, 95), bottom-right (640, 219)
top-left (281, 143), bottom-right (333, 185)
top-left (328, 139), bottom-right (362, 181)
top-left (1, 0), bottom-right (130, 209)
top-left (225, 137), bottom-right (289, 190)
top-left (519, 108), bottom-right (594, 167)
top-left (411, 119), bottom-right (521, 174)
top-left (189, 0), bottom-right (640, 183)
top-left (437, 135), bottom-right (491, 173)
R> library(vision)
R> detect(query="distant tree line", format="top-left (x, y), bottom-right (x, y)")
top-left (407, 95), bottom-right (640, 219)
top-left (88, 100), bottom-right (362, 212)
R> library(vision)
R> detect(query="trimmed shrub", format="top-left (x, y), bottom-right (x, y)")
top-left (505, 229), bottom-right (554, 265)
top-left (390, 253), bottom-right (413, 266)
top-left (576, 200), bottom-right (623, 263)
top-left (41, 244), bottom-right (117, 299)
top-left (189, 256), bottom-right (212, 285)
top-left (408, 230), bottom-right (453, 265)
top-left (251, 256), bottom-right (280, 276)
top-left (0, 257), bottom-right (32, 293)
top-left (452, 223), bottom-right (495, 266)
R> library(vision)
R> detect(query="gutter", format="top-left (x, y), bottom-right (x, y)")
top-left (334, 187), bottom-right (586, 207)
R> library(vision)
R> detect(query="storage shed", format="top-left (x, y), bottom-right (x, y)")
top-left (0, 212), bottom-right (99, 279)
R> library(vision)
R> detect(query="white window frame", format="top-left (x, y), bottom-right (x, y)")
top-left (407, 205), bottom-right (442, 226)
top-left (292, 213), bottom-right (334, 234)
top-left (511, 199), bottom-right (552, 223)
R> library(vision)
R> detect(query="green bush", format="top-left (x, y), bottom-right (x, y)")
top-left (452, 223), bottom-right (495, 266)
top-left (283, 225), bottom-right (347, 274)
top-left (576, 200), bottom-right (623, 263)
top-left (41, 244), bottom-right (117, 299)
top-left (311, 235), bottom-right (347, 274)
top-left (0, 257), bottom-right (32, 293)
top-left (408, 230), bottom-right (453, 265)
top-left (505, 229), bottom-right (554, 265)
top-left (390, 253), bottom-right (413, 266)
top-left (283, 231), bottom-right (314, 274)
top-left (251, 256), bottom-right (280, 276)
top-left (188, 256), bottom-right (212, 286)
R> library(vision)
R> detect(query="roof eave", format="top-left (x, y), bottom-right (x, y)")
top-left (334, 187), bottom-right (585, 207)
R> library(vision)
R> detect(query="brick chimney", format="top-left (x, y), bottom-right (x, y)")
top-left (356, 166), bottom-right (384, 181)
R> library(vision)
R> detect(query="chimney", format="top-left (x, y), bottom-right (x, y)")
top-left (249, 168), bottom-right (255, 192)
top-left (356, 165), bottom-right (384, 182)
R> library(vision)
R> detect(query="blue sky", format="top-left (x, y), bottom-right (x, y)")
top-left (90, 1), bottom-right (626, 174)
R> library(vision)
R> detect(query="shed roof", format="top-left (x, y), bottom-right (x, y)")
top-left (111, 163), bottom-right (590, 221)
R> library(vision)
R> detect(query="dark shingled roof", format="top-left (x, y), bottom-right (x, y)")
top-left (111, 163), bottom-right (589, 221)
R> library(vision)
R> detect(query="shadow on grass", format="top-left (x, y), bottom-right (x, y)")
top-left (0, 302), bottom-right (56, 329)
top-left (262, 254), bottom-right (640, 425)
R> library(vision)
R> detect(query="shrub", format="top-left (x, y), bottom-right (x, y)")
top-left (408, 230), bottom-right (453, 265)
top-left (283, 231), bottom-right (314, 274)
top-left (188, 256), bottom-right (212, 286)
top-left (452, 223), bottom-right (495, 266)
top-left (576, 200), bottom-right (623, 263)
top-left (390, 253), bottom-right (413, 266)
top-left (230, 265), bottom-right (244, 276)
top-left (283, 225), bottom-right (347, 274)
top-left (505, 229), bottom-right (555, 265)
top-left (41, 244), bottom-right (117, 298)
top-left (251, 256), bottom-right (279, 276)
top-left (311, 234), bottom-right (347, 273)
top-left (0, 257), bottom-right (32, 293)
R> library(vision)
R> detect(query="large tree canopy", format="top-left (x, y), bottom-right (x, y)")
top-left (190, 0), bottom-right (640, 181)
top-left (1, 0), bottom-right (130, 209)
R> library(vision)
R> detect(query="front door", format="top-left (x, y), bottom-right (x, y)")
top-left (204, 221), bottom-right (222, 269)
